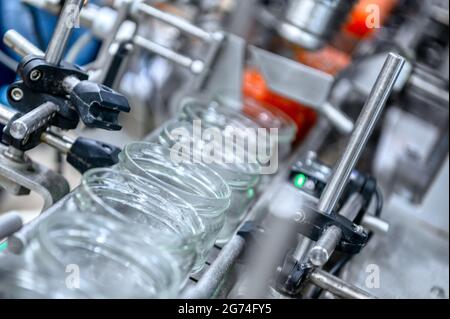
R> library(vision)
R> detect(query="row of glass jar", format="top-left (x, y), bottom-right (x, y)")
top-left (0, 98), bottom-right (297, 299)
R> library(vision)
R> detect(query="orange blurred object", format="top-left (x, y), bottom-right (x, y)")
top-left (243, 68), bottom-right (318, 141)
top-left (344, 0), bottom-right (399, 39)
top-left (296, 45), bottom-right (352, 76)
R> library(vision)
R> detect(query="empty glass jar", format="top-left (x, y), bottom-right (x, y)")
top-left (238, 97), bottom-right (297, 160)
top-left (24, 212), bottom-right (180, 299)
top-left (73, 168), bottom-right (206, 277)
top-left (179, 99), bottom-right (277, 166)
top-left (118, 142), bottom-right (231, 267)
top-left (159, 119), bottom-right (261, 244)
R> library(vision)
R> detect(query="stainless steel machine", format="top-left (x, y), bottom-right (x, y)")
top-left (0, 0), bottom-right (448, 299)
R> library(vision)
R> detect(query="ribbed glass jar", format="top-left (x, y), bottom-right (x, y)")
top-left (160, 120), bottom-right (261, 244)
top-left (73, 168), bottom-right (206, 277)
top-left (24, 212), bottom-right (180, 298)
top-left (117, 142), bottom-right (231, 267)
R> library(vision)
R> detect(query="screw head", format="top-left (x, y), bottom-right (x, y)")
top-left (11, 88), bottom-right (24, 102)
top-left (30, 70), bottom-right (42, 81)
top-left (294, 211), bottom-right (306, 223)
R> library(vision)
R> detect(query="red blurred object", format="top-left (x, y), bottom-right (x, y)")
top-left (243, 68), bottom-right (318, 141)
top-left (344, 0), bottom-right (399, 39)
top-left (296, 45), bottom-right (351, 76)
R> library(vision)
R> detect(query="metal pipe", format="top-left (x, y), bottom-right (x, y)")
top-left (133, 36), bottom-right (204, 74)
top-left (182, 235), bottom-right (246, 299)
top-left (3, 30), bottom-right (43, 57)
top-left (309, 269), bottom-right (376, 299)
top-left (40, 131), bottom-right (74, 154)
top-left (134, 2), bottom-right (212, 42)
top-left (0, 105), bottom-right (16, 125)
top-left (0, 213), bottom-right (23, 241)
top-left (309, 226), bottom-right (342, 267)
top-left (45, 0), bottom-right (84, 65)
top-left (318, 53), bottom-right (405, 215)
top-left (309, 193), bottom-right (364, 267)
top-left (9, 102), bottom-right (59, 140)
top-left (362, 215), bottom-right (390, 235)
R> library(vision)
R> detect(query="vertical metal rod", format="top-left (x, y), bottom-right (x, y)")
top-left (45, 0), bottom-right (84, 65)
top-left (318, 53), bottom-right (405, 215)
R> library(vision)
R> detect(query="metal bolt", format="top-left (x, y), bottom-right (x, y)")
top-left (30, 70), bottom-right (42, 81)
top-left (294, 211), bottom-right (306, 223)
top-left (353, 224), bottom-right (365, 234)
top-left (10, 88), bottom-right (24, 102)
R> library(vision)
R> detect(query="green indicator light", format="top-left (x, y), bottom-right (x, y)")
top-left (0, 241), bottom-right (8, 252)
top-left (247, 188), bottom-right (255, 199)
top-left (294, 174), bottom-right (307, 189)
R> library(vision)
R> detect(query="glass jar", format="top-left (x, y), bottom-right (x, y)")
top-left (24, 212), bottom-right (180, 299)
top-left (160, 119), bottom-right (261, 244)
top-left (118, 142), bottom-right (231, 267)
top-left (179, 99), bottom-right (277, 163)
top-left (216, 95), bottom-right (297, 160)
top-left (73, 168), bottom-right (205, 277)
top-left (0, 255), bottom-right (88, 299)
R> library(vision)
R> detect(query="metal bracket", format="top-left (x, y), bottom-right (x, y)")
top-left (0, 144), bottom-right (70, 211)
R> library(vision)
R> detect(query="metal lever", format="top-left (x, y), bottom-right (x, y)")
top-left (318, 53), bottom-right (406, 215)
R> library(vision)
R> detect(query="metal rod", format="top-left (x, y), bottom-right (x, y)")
top-left (318, 53), bottom-right (405, 215)
top-left (309, 226), bottom-right (342, 267)
top-left (45, 0), bottom-right (84, 65)
top-left (0, 105), bottom-right (16, 125)
top-left (40, 131), bottom-right (74, 154)
top-left (134, 2), bottom-right (212, 42)
top-left (1, 103), bottom-right (73, 154)
top-left (309, 269), bottom-right (377, 299)
top-left (3, 30), bottom-right (44, 57)
top-left (309, 193), bottom-right (364, 267)
top-left (182, 235), bottom-right (246, 299)
top-left (362, 215), bottom-right (390, 235)
top-left (0, 213), bottom-right (23, 242)
top-left (9, 102), bottom-right (59, 140)
top-left (133, 36), bottom-right (204, 74)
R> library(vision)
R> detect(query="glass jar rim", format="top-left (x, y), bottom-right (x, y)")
top-left (122, 142), bottom-right (233, 203)
top-left (79, 168), bottom-right (206, 244)
top-left (160, 119), bottom-right (263, 185)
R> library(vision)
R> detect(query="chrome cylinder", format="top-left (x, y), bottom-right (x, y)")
top-left (278, 0), bottom-right (358, 50)
top-left (318, 53), bottom-right (406, 215)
